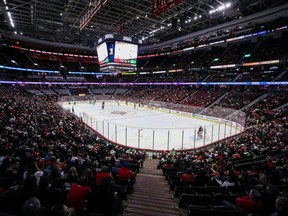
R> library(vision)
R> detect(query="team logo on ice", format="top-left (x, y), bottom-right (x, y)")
top-left (111, 111), bottom-right (127, 115)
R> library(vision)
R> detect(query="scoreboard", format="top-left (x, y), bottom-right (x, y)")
top-left (96, 34), bottom-right (141, 72)
top-left (96, 42), bottom-right (108, 65)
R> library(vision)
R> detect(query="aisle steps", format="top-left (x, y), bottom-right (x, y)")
top-left (123, 159), bottom-right (184, 216)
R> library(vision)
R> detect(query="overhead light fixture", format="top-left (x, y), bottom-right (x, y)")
top-left (209, 2), bottom-right (231, 15)
top-left (3, 0), bottom-right (15, 28)
top-left (9, 14), bottom-right (15, 27)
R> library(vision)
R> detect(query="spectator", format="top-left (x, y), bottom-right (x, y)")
top-left (22, 197), bottom-right (41, 216)
top-left (181, 168), bottom-right (196, 182)
top-left (88, 178), bottom-right (117, 216)
top-left (65, 166), bottom-right (78, 184)
top-left (23, 161), bottom-right (44, 185)
top-left (95, 165), bottom-right (112, 186)
top-left (49, 165), bottom-right (64, 189)
top-left (236, 189), bottom-right (264, 213)
top-left (50, 204), bottom-right (76, 216)
top-left (216, 173), bottom-right (239, 188)
top-left (66, 175), bottom-right (92, 211)
top-left (4, 158), bottom-right (20, 188)
top-left (262, 184), bottom-right (280, 215)
top-left (117, 161), bottom-right (136, 193)
top-left (271, 196), bottom-right (288, 216)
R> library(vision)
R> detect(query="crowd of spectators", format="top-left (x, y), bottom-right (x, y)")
top-left (0, 71), bottom-right (287, 215)
top-left (159, 106), bottom-right (288, 216)
top-left (213, 86), bottom-right (264, 110)
top-left (0, 86), bottom-right (145, 216)
top-left (180, 86), bottom-right (229, 107)
top-left (245, 87), bottom-right (288, 126)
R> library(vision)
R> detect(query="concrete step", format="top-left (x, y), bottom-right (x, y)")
top-left (123, 159), bottom-right (184, 216)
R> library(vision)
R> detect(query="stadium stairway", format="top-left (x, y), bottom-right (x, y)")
top-left (123, 159), bottom-right (185, 216)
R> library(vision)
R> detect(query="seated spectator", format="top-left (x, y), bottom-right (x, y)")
top-left (22, 197), bottom-right (41, 216)
top-left (23, 161), bottom-right (44, 185)
top-left (82, 168), bottom-right (94, 189)
top-left (95, 165), bottom-right (112, 186)
top-left (37, 176), bottom-right (67, 207)
top-left (262, 184), bottom-right (280, 215)
top-left (66, 175), bottom-right (92, 211)
top-left (271, 196), bottom-right (288, 216)
top-left (0, 175), bottom-right (38, 215)
top-left (88, 178), bottom-right (117, 216)
top-left (210, 163), bottom-right (220, 176)
top-left (6, 175), bottom-right (38, 203)
top-left (216, 172), bottom-right (239, 188)
top-left (236, 189), bottom-right (264, 213)
top-left (50, 204), bottom-right (76, 216)
top-left (0, 150), bottom-right (15, 176)
top-left (4, 158), bottom-right (20, 187)
top-left (117, 161), bottom-right (136, 193)
top-left (49, 165), bottom-right (64, 189)
top-left (195, 169), bottom-right (210, 186)
top-left (135, 151), bottom-right (145, 168)
top-left (65, 166), bottom-right (78, 184)
top-left (111, 162), bottom-right (122, 179)
top-left (181, 168), bottom-right (196, 182)
top-left (222, 188), bottom-right (264, 215)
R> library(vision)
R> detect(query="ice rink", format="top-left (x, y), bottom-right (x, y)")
top-left (61, 101), bottom-right (242, 151)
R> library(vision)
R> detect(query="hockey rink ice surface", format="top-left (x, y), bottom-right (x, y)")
top-left (61, 101), bottom-right (241, 151)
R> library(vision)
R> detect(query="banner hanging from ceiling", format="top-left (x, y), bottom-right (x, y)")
top-left (153, 0), bottom-right (184, 17)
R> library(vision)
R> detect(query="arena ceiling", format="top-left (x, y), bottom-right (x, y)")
top-left (0, 0), bottom-right (287, 47)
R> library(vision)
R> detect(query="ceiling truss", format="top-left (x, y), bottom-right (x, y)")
top-left (0, 0), bottom-right (286, 46)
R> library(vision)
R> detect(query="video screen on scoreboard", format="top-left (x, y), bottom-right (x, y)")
top-left (114, 41), bottom-right (138, 65)
top-left (96, 42), bottom-right (108, 65)
top-left (107, 42), bottom-right (115, 62)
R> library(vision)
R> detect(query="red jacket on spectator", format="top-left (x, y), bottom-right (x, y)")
top-left (181, 173), bottom-right (196, 182)
top-left (66, 183), bottom-right (91, 210)
top-left (117, 167), bottom-right (135, 182)
top-left (95, 172), bottom-right (112, 186)
top-left (236, 196), bottom-right (263, 213)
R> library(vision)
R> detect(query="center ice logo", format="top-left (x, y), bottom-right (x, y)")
top-left (111, 111), bottom-right (127, 115)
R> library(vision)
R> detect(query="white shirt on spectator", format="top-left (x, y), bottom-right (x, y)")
top-left (23, 171), bottom-right (44, 185)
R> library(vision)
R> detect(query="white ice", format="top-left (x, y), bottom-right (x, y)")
top-left (61, 101), bottom-right (241, 151)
